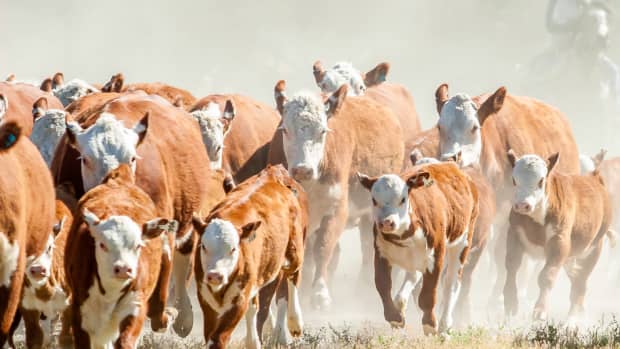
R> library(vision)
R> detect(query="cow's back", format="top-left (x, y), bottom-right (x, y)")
top-left (126, 83), bottom-right (196, 108)
top-left (0, 82), bottom-right (63, 136)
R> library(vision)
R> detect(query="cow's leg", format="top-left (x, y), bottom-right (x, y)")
top-left (149, 234), bottom-right (175, 332)
top-left (503, 224), bottom-right (524, 319)
top-left (566, 240), bottom-right (603, 324)
top-left (286, 272), bottom-right (303, 338)
top-left (245, 296), bottom-right (261, 349)
top-left (58, 306), bottom-right (73, 348)
top-left (439, 235), bottom-right (469, 333)
top-left (198, 298), bottom-right (218, 344)
top-left (533, 232), bottom-right (569, 321)
top-left (374, 235), bottom-right (403, 328)
top-left (418, 255), bottom-right (442, 335)
top-left (257, 275), bottom-right (280, 341)
top-left (311, 197), bottom-right (348, 310)
top-left (456, 239), bottom-right (486, 326)
top-left (491, 225), bottom-right (507, 305)
top-left (206, 299), bottom-right (249, 349)
top-left (114, 310), bottom-right (146, 349)
top-left (393, 271), bottom-right (421, 320)
top-left (7, 309), bottom-right (21, 349)
top-left (0, 246), bottom-right (25, 347)
top-left (22, 309), bottom-right (44, 349)
top-left (172, 228), bottom-right (196, 337)
top-left (71, 302), bottom-right (90, 349)
top-left (274, 277), bottom-right (290, 346)
top-left (358, 215), bottom-right (374, 286)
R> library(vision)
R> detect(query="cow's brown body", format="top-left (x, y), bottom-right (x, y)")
top-left (0, 82), bottom-right (63, 135)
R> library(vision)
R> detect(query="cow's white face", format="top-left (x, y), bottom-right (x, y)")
top-left (83, 210), bottom-right (144, 286)
top-left (438, 94), bottom-right (482, 167)
top-left (281, 93), bottom-right (330, 182)
top-left (191, 103), bottom-right (226, 169)
top-left (54, 79), bottom-right (99, 107)
top-left (511, 155), bottom-right (548, 216)
top-left (67, 113), bottom-right (146, 192)
top-left (31, 109), bottom-right (67, 167)
top-left (25, 235), bottom-right (54, 288)
top-left (199, 219), bottom-right (241, 292)
top-left (318, 62), bottom-right (366, 96)
top-left (369, 175), bottom-right (411, 235)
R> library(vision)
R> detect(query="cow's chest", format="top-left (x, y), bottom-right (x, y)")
top-left (515, 222), bottom-right (551, 259)
top-left (80, 283), bottom-right (140, 346)
top-left (22, 283), bottom-right (68, 318)
top-left (376, 228), bottom-right (435, 274)
top-left (199, 281), bottom-right (243, 315)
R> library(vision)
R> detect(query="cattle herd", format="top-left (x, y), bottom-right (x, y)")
top-left (0, 61), bottom-right (617, 349)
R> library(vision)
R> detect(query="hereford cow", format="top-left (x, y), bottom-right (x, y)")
top-left (409, 149), bottom-right (495, 325)
top-left (504, 151), bottom-right (613, 322)
top-left (47, 72), bottom-right (100, 107)
top-left (65, 165), bottom-right (179, 348)
top-left (358, 162), bottom-right (478, 334)
top-left (191, 165), bottom-right (307, 349)
top-left (312, 61), bottom-right (422, 167)
top-left (435, 84), bottom-right (580, 303)
top-left (189, 94), bottom-right (280, 182)
top-left (271, 80), bottom-right (404, 309)
top-left (0, 82), bottom-right (63, 136)
top-left (53, 93), bottom-right (212, 336)
top-left (0, 119), bottom-right (56, 347)
top-left (30, 97), bottom-right (70, 167)
top-left (101, 73), bottom-right (196, 108)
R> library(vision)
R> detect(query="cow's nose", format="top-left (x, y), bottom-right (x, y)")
top-left (380, 219), bottom-right (396, 233)
top-left (513, 202), bottom-right (532, 214)
top-left (113, 265), bottom-right (133, 279)
top-left (291, 166), bottom-right (313, 181)
top-left (207, 272), bottom-right (223, 285)
top-left (29, 265), bottom-right (47, 279)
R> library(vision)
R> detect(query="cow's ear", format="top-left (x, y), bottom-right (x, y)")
top-left (133, 112), bottom-right (149, 146)
top-left (547, 152), bottom-right (560, 175)
top-left (221, 99), bottom-right (236, 135)
top-left (191, 213), bottom-right (207, 234)
top-left (102, 73), bottom-right (124, 93)
top-left (274, 80), bottom-right (287, 115)
top-left (435, 83), bottom-right (449, 115)
top-left (0, 122), bottom-right (21, 151)
top-left (507, 149), bottom-right (517, 168)
top-left (143, 218), bottom-right (179, 239)
top-left (410, 148), bottom-right (424, 166)
top-left (32, 97), bottom-right (48, 121)
top-left (478, 86), bottom-right (506, 126)
top-left (240, 221), bottom-right (261, 243)
top-left (5, 74), bottom-right (15, 82)
top-left (592, 148), bottom-right (607, 168)
top-left (222, 172), bottom-right (235, 194)
top-left (172, 96), bottom-right (184, 109)
top-left (65, 121), bottom-right (84, 150)
top-left (40, 78), bottom-right (53, 93)
top-left (82, 208), bottom-right (100, 228)
top-left (52, 72), bottom-right (64, 88)
top-left (364, 62), bottom-right (390, 87)
top-left (325, 84), bottom-right (347, 118)
top-left (406, 171), bottom-right (433, 190)
top-left (356, 172), bottom-right (377, 191)
top-left (0, 93), bottom-right (8, 117)
top-left (313, 60), bottom-right (326, 86)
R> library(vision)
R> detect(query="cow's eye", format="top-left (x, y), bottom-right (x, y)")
top-left (99, 242), bottom-right (108, 252)
top-left (400, 197), bottom-right (406, 205)
top-left (214, 145), bottom-right (222, 153)
top-left (130, 156), bottom-right (136, 163)
top-left (538, 178), bottom-right (544, 188)
top-left (512, 177), bottom-right (516, 186)
top-left (230, 247), bottom-right (236, 255)
top-left (202, 245), bottom-right (208, 253)
top-left (471, 125), bottom-right (479, 133)
top-left (372, 198), bottom-right (378, 206)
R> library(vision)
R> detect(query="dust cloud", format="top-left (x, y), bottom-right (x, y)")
top-left (3, 0), bottom-right (620, 340)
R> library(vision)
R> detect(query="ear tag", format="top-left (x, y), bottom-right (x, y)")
top-left (3, 133), bottom-right (16, 148)
top-left (158, 220), bottom-right (179, 234)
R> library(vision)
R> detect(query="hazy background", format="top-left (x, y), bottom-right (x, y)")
top-left (3, 0), bottom-right (620, 338)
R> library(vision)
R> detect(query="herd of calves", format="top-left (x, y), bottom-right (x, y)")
top-left (0, 60), bottom-right (617, 349)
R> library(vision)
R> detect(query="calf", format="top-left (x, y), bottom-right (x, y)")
top-left (189, 94), bottom-right (280, 182)
top-left (101, 73), bottom-right (196, 108)
top-left (504, 151), bottom-right (612, 322)
top-left (65, 165), bottom-right (179, 348)
top-left (30, 97), bottom-right (70, 167)
top-left (270, 80), bottom-right (404, 308)
top-left (358, 162), bottom-right (478, 334)
top-left (0, 118), bottom-right (56, 346)
top-left (192, 165), bottom-right (307, 349)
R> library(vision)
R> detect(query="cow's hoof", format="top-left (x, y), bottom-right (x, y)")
top-left (423, 324), bottom-right (438, 336)
top-left (389, 320), bottom-right (405, 329)
top-left (288, 316), bottom-right (303, 337)
top-left (310, 292), bottom-right (331, 310)
top-left (172, 310), bottom-right (193, 337)
top-left (394, 295), bottom-right (408, 316)
top-left (276, 326), bottom-right (292, 346)
top-left (532, 308), bottom-right (547, 322)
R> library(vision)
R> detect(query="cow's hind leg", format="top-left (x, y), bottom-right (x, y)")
top-left (148, 234), bottom-right (176, 332)
top-left (439, 234), bottom-right (468, 333)
top-left (565, 240), bottom-right (603, 325)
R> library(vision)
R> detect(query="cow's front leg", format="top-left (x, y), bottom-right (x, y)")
top-left (533, 231), bottom-right (569, 321)
top-left (374, 235), bottom-right (403, 328)
top-left (439, 235), bottom-right (469, 333)
top-left (115, 305), bottom-right (147, 349)
top-left (22, 308), bottom-right (45, 349)
top-left (393, 271), bottom-right (421, 320)
top-left (207, 299), bottom-right (249, 349)
top-left (504, 224), bottom-right (524, 319)
top-left (419, 247), bottom-right (442, 335)
top-left (172, 226), bottom-right (197, 337)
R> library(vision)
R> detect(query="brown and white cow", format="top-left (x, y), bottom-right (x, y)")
top-left (52, 93), bottom-right (213, 336)
top-left (358, 162), bottom-right (478, 334)
top-left (409, 149), bottom-right (495, 325)
top-left (504, 151), bottom-right (612, 322)
top-left (65, 165), bottom-right (179, 348)
top-left (0, 82), bottom-right (63, 136)
top-left (191, 164), bottom-right (307, 349)
top-left (101, 73), bottom-right (196, 108)
top-left (0, 118), bottom-right (56, 346)
top-left (434, 84), bottom-right (580, 303)
top-left (312, 61), bottom-right (422, 167)
top-left (269, 80), bottom-right (404, 309)
top-left (46, 72), bottom-right (100, 107)
top-left (189, 94), bottom-right (280, 182)
top-left (30, 97), bottom-right (71, 167)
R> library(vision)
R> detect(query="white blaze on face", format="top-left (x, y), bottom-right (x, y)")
top-left (0, 233), bottom-right (19, 287)
top-left (319, 62), bottom-right (366, 96)
top-left (25, 235), bottom-right (54, 288)
top-left (53, 79), bottom-right (99, 107)
top-left (511, 155), bottom-right (548, 217)
top-left (83, 212), bottom-right (144, 287)
top-left (191, 102), bottom-right (226, 169)
top-left (370, 175), bottom-right (411, 235)
top-left (281, 92), bottom-right (330, 181)
top-left (67, 113), bottom-right (143, 192)
top-left (199, 219), bottom-right (241, 292)
top-left (438, 93), bottom-right (482, 167)
top-left (30, 109), bottom-right (67, 167)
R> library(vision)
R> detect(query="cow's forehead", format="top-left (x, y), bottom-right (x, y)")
top-left (94, 215), bottom-right (142, 248)
top-left (283, 92), bottom-right (327, 129)
top-left (372, 175), bottom-right (407, 201)
top-left (36, 109), bottom-right (66, 126)
top-left (439, 93), bottom-right (478, 126)
top-left (513, 155), bottom-right (547, 182)
top-left (78, 113), bottom-right (139, 152)
top-left (202, 219), bottom-right (239, 248)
